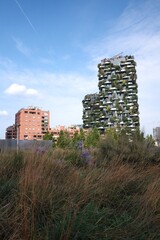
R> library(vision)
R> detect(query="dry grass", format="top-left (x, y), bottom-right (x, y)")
top-left (0, 145), bottom-right (160, 239)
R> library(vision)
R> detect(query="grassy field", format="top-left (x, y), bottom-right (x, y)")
top-left (1, 134), bottom-right (160, 239)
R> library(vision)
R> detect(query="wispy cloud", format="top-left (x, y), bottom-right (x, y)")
top-left (85, 0), bottom-right (160, 134)
top-left (40, 58), bottom-right (54, 65)
top-left (14, 0), bottom-right (37, 33)
top-left (0, 110), bottom-right (8, 116)
top-left (39, 72), bottom-right (97, 96)
top-left (0, 57), bottom-right (16, 69)
top-left (5, 83), bottom-right (40, 97)
top-left (12, 37), bottom-right (31, 56)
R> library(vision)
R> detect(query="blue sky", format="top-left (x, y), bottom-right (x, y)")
top-left (0, 0), bottom-right (160, 138)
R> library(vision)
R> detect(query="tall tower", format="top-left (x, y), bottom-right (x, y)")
top-left (82, 93), bottom-right (99, 128)
top-left (82, 55), bottom-right (139, 134)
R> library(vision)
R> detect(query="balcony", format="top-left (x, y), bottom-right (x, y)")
top-left (106, 81), bottom-right (111, 84)
top-left (127, 65), bottom-right (135, 68)
top-left (98, 126), bottom-right (105, 130)
top-left (110, 87), bottom-right (117, 90)
top-left (84, 124), bottom-right (90, 128)
top-left (99, 65), bottom-right (104, 69)
top-left (131, 128), bottom-right (136, 132)
top-left (128, 85), bottom-right (135, 89)
top-left (105, 71), bottom-right (111, 75)
top-left (100, 115), bottom-right (107, 120)
top-left (120, 69), bottom-right (126, 73)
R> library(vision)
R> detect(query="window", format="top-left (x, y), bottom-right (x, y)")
top-left (29, 111), bottom-right (36, 114)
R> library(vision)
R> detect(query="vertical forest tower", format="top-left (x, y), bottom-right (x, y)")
top-left (82, 54), bottom-right (139, 134)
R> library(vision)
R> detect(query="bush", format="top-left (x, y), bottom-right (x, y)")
top-left (0, 139), bottom-right (160, 239)
top-left (97, 129), bottom-right (160, 166)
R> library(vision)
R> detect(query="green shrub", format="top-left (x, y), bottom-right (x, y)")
top-left (97, 129), bottom-right (159, 166)
top-left (0, 143), bottom-right (160, 239)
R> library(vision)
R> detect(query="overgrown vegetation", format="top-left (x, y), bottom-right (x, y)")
top-left (1, 130), bottom-right (160, 239)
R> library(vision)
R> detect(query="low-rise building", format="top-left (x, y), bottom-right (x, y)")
top-left (5, 124), bottom-right (16, 139)
top-left (49, 125), bottom-right (81, 143)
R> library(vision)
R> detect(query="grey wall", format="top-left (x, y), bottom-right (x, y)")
top-left (0, 139), bottom-right (52, 152)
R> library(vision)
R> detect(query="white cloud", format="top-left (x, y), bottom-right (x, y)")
top-left (2, 69), bottom-right (97, 97)
top-left (26, 88), bottom-right (38, 96)
top-left (0, 110), bottom-right (8, 116)
top-left (12, 37), bottom-right (31, 56)
top-left (5, 83), bottom-right (39, 97)
top-left (0, 69), bottom-right (97, 131)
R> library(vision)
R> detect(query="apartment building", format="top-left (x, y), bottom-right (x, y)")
top-left (5, 106), bottom-right (50, 140)
top-left (82, 54), bottom-right (139, 134)
top-left (5, 124), bottom-right (16, 139)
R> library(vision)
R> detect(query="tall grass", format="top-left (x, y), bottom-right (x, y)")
top-left (0, 136), bottom-right (160, 239)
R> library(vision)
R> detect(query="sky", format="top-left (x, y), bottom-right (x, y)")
top-left (0, 0), bottom-right (160, 138)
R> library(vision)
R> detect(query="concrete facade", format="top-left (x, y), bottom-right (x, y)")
top-left (0, 139), bottom-right (52, 152)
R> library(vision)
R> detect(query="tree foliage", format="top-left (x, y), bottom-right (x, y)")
top-left (43, 132), bottom-right (54, 140)
top-left (84, 127), bottom-right (100, 147)
top-left (57, 130), bottom-right (71, 148)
